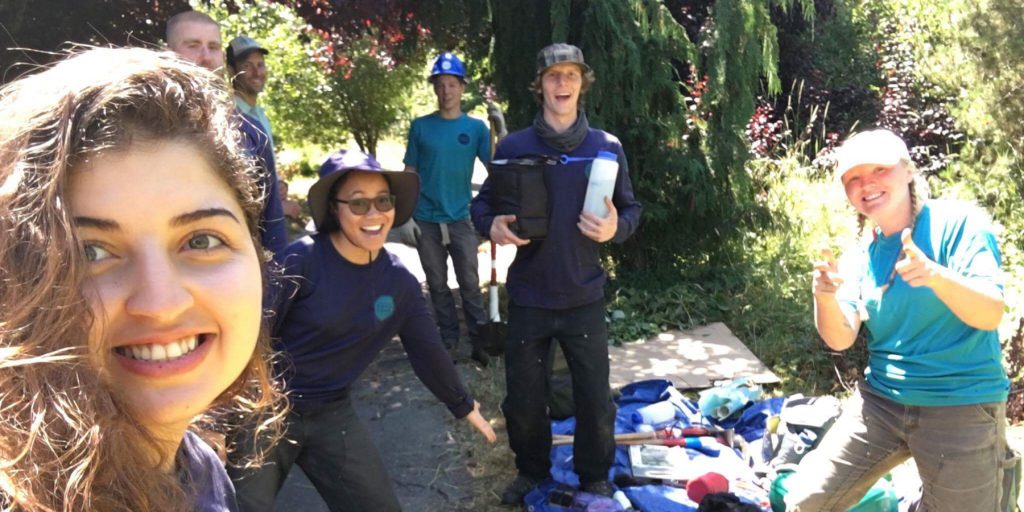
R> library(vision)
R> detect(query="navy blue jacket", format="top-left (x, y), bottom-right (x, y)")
top-left (238, 113), bottom-right (288, 259)
top-left (270, 234), bottom-right (474, 417)
top-left (470, 127), bottom-right (642, 309)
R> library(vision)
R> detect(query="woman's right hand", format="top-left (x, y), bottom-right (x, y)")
top-left (465, 401), bottom-right (498, 443)
top-left (812, 245), bottom-right (844, 297)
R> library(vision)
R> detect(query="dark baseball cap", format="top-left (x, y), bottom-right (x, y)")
top-left (226, 35), bottom-right (268, 68)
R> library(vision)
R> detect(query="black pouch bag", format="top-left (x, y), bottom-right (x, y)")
top-left (487, 155), bottom-right (556, 240)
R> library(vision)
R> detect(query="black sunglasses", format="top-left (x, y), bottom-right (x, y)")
top-left (333, 194), bottom-right (396, 215)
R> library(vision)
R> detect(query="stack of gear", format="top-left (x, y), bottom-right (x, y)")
top-left (527, 378), bottom-right (928, 511)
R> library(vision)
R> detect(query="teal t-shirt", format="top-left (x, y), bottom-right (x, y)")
top-left (403, 112), bottom-right (490, 223)
top-left (838, 200), bottom-right (1008, 406)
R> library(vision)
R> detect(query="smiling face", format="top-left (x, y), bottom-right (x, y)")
top-left (69, 141), bottom-right (262, 435)
top-left (233, 51), bottom-right (267, 99)
top-left (331, 172), bottom-right (394, 263)
top-left (540, 62), bottom-right (583, 124)
top-left (840, 161), bottom-right (914, 235)
top-left (432, 74), bottom-right (465, 116)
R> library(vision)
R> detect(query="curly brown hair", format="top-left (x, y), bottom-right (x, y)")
top-left (0, 47), bottom-right (285, 511)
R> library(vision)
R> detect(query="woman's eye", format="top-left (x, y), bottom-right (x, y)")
top-left (186, 233), bottom-right (225, 251)
top-left (83, 243), bottom-right (113, 262)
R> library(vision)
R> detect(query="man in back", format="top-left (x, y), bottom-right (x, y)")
top-left (227, 35), bottom-right (275, 154)
top-left (165, 11), bottom-right (287, 258)
top-left (403, 52), bottom-right (490, 363)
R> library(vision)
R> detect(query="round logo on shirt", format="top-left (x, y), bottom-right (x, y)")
top-left (458, 133), bottom-right (470, 145)
top-left (374, 295), bottom-right (395, 321)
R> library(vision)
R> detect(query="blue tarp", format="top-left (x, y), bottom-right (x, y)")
top-left (538, 379), bottom-right (785, 512)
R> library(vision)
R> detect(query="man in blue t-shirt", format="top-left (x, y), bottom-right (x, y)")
top-left (403, 52), bottom-right (491, 363)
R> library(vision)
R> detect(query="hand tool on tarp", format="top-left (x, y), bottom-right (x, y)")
top-left (552, 426), bottom-right (735, 455)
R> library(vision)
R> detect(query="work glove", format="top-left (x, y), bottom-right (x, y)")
top-left (393, 219), bottom-right (421, 247)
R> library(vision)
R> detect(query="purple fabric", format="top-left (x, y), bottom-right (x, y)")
top-left (180, 431), bottom-right (238, 512)
top-left (470, 126), bottom-right (642, 309)
top-left (270, 234), bottom-right (474, 418)
top-left (238, 112), bottom-right (288, 260)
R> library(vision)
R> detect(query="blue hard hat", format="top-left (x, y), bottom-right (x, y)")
top-left (428, 52), bottom-right (468, 83)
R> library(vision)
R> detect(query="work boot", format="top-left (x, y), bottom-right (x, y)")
top-left (500, 474), bottom-right (539, 506)
top-left (580, 480), bottom-right (614, 498)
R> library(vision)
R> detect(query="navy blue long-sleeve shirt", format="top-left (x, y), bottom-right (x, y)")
top-left (238, 113), bottom-right (288, 260)
top-left (270, 233), bottom-right (474, 417)
top-left (470, 127), bottom-right (642, 309)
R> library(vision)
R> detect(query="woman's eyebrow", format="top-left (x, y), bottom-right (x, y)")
top-left (73, 216), bottom-right (119, 231)
top-left (172, 207), bottom-right (241, 227)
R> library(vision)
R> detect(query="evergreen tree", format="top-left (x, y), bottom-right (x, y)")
top-left (490, 0), bottom-right (812, 273)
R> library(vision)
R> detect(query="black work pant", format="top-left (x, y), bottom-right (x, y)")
top-left (228, 395), bottom-right (401, 512)
top-left (502, 299), bottom-right (616, 484)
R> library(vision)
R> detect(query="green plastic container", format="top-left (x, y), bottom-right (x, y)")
top-left (769, 471), bottom-right (899, 512)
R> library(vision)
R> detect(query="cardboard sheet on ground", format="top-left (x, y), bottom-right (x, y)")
top-left (609, 322), bottom-right (780, 390)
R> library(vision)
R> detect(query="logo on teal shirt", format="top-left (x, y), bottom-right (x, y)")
top-left (374, 295), bottom-right (395, 321)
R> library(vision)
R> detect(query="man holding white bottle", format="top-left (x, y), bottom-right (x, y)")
top-left (470, 43), bottom-right (642, 505)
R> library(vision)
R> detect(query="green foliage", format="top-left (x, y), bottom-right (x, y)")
top-left (894, 0), bottom-right (1024, 155)
top-left (700, 0), bottom-right (813, 230)
top-left (490, 0), bottom-right (552, 129)
top-left (609, 109), bottom-right (861, 394)
top-left (203, 0), bottom-right (339, 149)
top-left (325, 36), bottom-right (423, 156)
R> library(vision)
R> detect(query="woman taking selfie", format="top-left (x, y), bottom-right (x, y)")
top-left (0, 47), bottom-right (284, 511)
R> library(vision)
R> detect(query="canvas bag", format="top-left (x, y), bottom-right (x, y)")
top-left (487, 155), bottom-right (556, 240)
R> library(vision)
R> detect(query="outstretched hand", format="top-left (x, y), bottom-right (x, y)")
top-left (894, 228), bottom-right (942, 288)
top-left (465, 401), bottom-right (497, 443)
top-left (812, 244), bottom-right (844, 296)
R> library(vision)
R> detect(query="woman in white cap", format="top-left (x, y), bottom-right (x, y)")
top-left (786, 129), bottom-right (1010, 511)
top-left (228, 149), bottom-right (496, 512)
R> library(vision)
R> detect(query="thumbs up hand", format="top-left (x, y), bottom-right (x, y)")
top-left (812, 244), bottom-right (844, 297)
top-left (894, 228), bottom-right (941, 288)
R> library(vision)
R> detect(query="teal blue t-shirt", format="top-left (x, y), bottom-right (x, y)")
top-left (403, 112), bottom-right (490, 223)
top-left (839, 200), bottom-right (1008, 406)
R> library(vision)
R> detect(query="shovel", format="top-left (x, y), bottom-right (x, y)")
top-left (477, 240), bottom-right (506, 356)
top-left (476, 104), bottom-right (508, 358)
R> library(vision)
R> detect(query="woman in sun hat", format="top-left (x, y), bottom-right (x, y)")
top-left (785, 128), bottom-right (1010, 511)
top-left (228, 149), bottom-right (496, 511)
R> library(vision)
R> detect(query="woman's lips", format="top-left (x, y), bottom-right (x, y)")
top-left (112, 333), bottom-right (214, 378)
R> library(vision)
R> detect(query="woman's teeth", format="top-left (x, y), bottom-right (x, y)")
top-left (116, 336), bottom-right (200, 361)
top-left (864, 192), bottom-right (883, 202)
top-left (362, 225), bottom-right (383, 233)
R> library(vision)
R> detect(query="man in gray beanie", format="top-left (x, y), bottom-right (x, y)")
top-left (471, 43), bottom-right (642, 505)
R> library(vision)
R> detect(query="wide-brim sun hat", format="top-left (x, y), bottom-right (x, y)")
top-left (307, 150), bottom-right (420, 232)
top-left (833, 128), bottom-right (911, 182)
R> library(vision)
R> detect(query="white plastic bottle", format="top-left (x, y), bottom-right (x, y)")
top-left (582, 150), bottom-right (619, 218)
